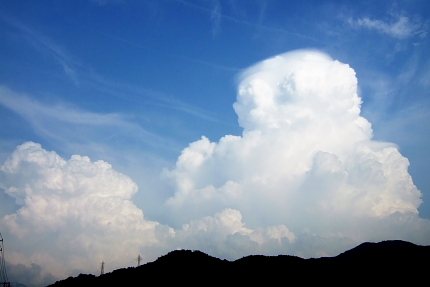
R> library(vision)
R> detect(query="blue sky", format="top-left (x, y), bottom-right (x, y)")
top-left (1, 1), bottom-right (430, 285)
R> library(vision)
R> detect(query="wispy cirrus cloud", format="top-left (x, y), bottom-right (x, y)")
top-left (0, 86), bottom-right (176, 152)
top-left (1, 14), bottom-right (80, 84)
top-left (210, 1), bottom-right (222, 36)
top-left (84, 23), bottom-right (240, 72)
top-left (348, 15), bottom-right (427, 39)
top-left (90, 0), bottom-right (124, 6)
top-left (0, 14), bottom-right (227, 124)
top-left (175, 0), bottom-right (323, 43)
top-left (84, 73), bottom-right (222, 123)
top-left (0, 15), bottom-right (225, 123)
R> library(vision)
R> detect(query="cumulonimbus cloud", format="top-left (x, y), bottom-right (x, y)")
top-left (1, 50), bottom-right (429, 286)
top-left (164, 50), bottom-right (429, 254)
top-left (166, 50), bottom-right (422, 223)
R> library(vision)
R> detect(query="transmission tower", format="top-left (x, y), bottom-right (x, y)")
top-left (0, 233), bottom-right (10, 287)
top-left (100, 261), bottom-right (105, 276)
top-left (136, 255), bottom-right (142, 267)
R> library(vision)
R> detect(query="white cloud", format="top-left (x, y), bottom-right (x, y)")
top-left (167, 208), bottom-right (296, 260)
top-left (348, 15), bottom-right (425, 39)
top-left (0, 142), bottom-right (161, 284)
top-left (165, 49), bottom-right (427, 242)
top-left (2, 50), bottom-right (430, 286)
top-left (0, 142), bottom-right (297, 285)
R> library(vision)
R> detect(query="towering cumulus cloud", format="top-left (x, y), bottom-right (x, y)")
top-left (166, 50), bottom-right (428, 254)
top-left (0, 142), bottom-right (162, 285)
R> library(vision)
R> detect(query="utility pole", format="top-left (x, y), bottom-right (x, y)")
top-left (0, 233), bottom-right (10, 287)
top-left (136, 255), bottom-right (142, 267)
top-left (100, 261), bottom-right (105, 276)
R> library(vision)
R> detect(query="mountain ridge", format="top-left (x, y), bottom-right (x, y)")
top-left (48, 240), bottom-right (430, 286)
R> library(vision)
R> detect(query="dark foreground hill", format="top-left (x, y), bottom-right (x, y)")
top-left (48, 240), bottom-right (429, 286)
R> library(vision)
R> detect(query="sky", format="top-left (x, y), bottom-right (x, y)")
top-left (0, 0), bottom-right (430, 285)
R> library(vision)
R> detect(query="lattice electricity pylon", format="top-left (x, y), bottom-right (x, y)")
top-left (0, 233), bottom-right (10, 287)
top-left (136, 255), bottom-right (142, 267)
top-left (100, 261), bottom-right (105, 276)
top-left (136, 254), bottom-right (142, 267)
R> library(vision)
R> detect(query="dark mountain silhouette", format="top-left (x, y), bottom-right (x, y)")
top-left (48, 240), bottom-right (429, 286)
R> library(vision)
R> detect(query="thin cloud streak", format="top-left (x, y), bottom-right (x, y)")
top-left (83, 73), bottom-right (222, 123)
top-left (0, 86), bottom-right (177, 152)
top-left (348, 15), bottom-right (427, 39)
top-left (210, 0), bottom-right (222, 37)
top-left (84, 25), bottom-right (240, 72)
top-left (1, 13), bottom-right (229, 123)
top-left (1, 14), bottom-right (80, 84)
top-left (175, 0), bottom-right (324, 43)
